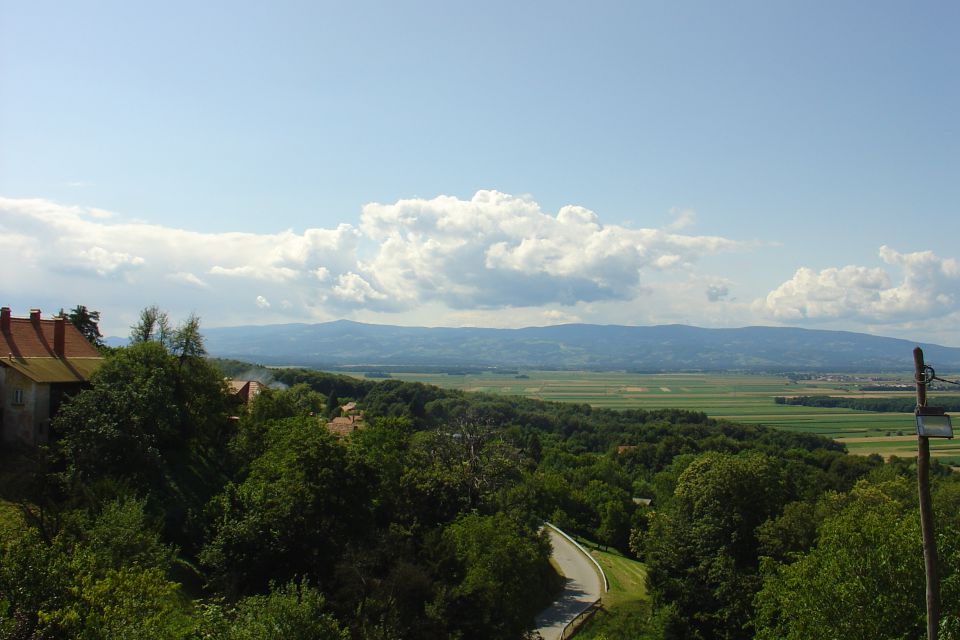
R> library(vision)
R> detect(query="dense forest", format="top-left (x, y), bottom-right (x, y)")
top-left (3, 314), bottom-right (960, 639)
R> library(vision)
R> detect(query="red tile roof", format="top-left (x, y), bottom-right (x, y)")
top-left (0, 309), bottom-right (103, 383)
top-left (325, 414), bottom-right (365, 437)
top-left (0, 313), bottom-right (100, 359)
top-left (228, 380), bottom-right (265, 403)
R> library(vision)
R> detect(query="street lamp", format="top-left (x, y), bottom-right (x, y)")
top-left (916, 406), bottom-right (954, 439)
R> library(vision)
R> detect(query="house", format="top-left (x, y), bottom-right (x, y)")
top-left (324, 401), bottom-right (365, 437)
top-left (0, 307), bottom-right (104, 445)
top-left (228, 379), bottom-right (265, 405)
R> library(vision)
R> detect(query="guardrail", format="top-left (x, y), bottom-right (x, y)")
top-left (544, 522), bottom-right (609, 592)
top-left (559, 599), bottom-right (601, 639)
top-left (544, 522), bottom-right (609, 640)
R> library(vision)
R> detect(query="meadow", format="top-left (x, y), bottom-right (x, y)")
top-left (355, 370), bottom-right (960, 462)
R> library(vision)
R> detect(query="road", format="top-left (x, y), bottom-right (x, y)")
top-left (533, 528), bottom-right (605, 640)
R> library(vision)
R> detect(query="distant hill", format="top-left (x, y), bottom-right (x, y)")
top-left (196, 320), bottom-right (960, 372)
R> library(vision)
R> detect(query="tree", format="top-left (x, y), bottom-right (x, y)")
top-left (428, 512), bottom-right (555, 640)
top-left (645, 451), bottom-right (788, 640)
top-left (201, 417), bottom-right (375, 596)
top-left (129, 305), bottom-right (172, 345)
top-left (199, 580), bottom-right (348, 640)
top-left (52, 334), bottom-right (232, 549)
top-left (66, 305), bottom-right (104, 347)
top-left (754, 477), bottom-right (960, 640)
top-left (170, 312), bottom-right (205, 367)
top-left (0, 499), bottom-right (194, 640)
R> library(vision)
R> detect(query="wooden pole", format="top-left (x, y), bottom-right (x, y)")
top-left (914, 346), bottom-right (939, 640)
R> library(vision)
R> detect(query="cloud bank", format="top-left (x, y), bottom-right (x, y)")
top-left (756, 246), bottom-right (960, 323)
top-left (7, 191), bottom-right (959, 343)
top-left (0, 191), bottom-right (741, 329)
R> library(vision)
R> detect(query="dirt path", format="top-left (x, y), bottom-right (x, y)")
top-left (533, 528), bottom-right (604, 640)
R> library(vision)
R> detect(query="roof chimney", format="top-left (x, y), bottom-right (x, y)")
top-left (54, 315), bottom-right (66, 358)
top-left (0, 307), bottom-right (9, 333)
top-left (30, 309), bottom-right (41, 327)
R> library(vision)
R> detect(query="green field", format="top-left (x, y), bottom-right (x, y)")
top-left (343, 370), bottom-right (960, 459)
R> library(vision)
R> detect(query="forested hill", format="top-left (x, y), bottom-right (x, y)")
top-left (198, 320), bottom-right (960, 371)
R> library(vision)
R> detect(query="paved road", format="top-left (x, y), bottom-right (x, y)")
top-left (533, 528), bottom-right (604, 640)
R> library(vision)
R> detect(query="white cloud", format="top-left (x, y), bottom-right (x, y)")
top-left (167, 271), bottom-right (208, 288)
top-left (209, 264), bottom-right (300, 282)
top-left (361, 190), bottom-right (741, 309)
top-left (73, 246), bottom-right (145, 276)
top-left (332, 272), bottom-right (389, 304)
top-left (256, 295), bottom-right (271, 308)
top-left (0, 192), bottom-right (747, 333)
top-left (756, 246), bottom-right (960, 323)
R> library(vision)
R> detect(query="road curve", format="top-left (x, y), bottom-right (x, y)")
top-left (533, 528), bottom-right (605, 640)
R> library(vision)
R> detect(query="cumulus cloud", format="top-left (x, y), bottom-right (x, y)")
top-left (0, 191), bottom-right (745, 331)
top-left (360, 190), bottom-right (741, 309)
top-left (72, 246), bottom-right (145, 276)
top-left (756, 246), bottom-right (960, 323)
top-left (332, 272), bottom-right (389, 304)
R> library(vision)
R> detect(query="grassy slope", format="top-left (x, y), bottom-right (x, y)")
top-left (570, 537), bottom-right (654, 640)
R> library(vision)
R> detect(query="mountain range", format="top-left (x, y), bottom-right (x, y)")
top-left (189, 320), bottom-right (960, 372)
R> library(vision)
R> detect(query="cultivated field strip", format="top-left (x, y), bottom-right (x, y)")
top-left (349, 370), bottom-right (960, 462)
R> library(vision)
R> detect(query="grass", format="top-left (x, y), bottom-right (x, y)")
top-left (341, 369), bottom-right (960, 458)
top-left (568, 536), bottom-right (655, 640)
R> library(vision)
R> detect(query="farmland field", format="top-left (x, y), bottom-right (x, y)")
top-left (341, 370), bottom-right (960, 460)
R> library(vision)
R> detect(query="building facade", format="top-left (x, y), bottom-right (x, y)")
top-left (0, 307), bottom-right (104, 445)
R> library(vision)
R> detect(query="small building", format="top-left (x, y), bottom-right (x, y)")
top-left (325, 401), bottom-right (365, 437)
top-left (228, 379), bottom-right (265, 405)
top-left (0, 307), bottom-right (104, 445)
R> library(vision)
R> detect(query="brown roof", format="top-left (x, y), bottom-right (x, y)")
top-left (0, 309), bottom-right (103, 383)
top-left (229, 380), bottom-right (264, 403)
top-left (325, 415), bottom-right (364, 437)
top-left (0, 313), bottom-right (100, 359)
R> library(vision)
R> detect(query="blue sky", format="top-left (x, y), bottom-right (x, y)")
top-left (2, 1), bottom-right (959, 346)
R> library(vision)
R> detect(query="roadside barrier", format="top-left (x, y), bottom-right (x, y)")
top-left (543, 522), bottom-right (609, 639)
top-left (543, 522), bottom-right (609, 592)
top-left (559, 599), bottom-right (601, 639)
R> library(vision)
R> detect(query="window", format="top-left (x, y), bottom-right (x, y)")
top-left (13, 388), bottom-right (23, 405)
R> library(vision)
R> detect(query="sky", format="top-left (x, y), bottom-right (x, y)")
top-left (1, 1), bottom-right (959, 346)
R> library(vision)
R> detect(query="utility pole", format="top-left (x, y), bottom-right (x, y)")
top-left (914, 346), bottom-right (940, 640)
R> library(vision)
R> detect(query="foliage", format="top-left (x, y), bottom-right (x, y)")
top-left (644, 451), bottom-right (790, 640)
top-left (65, 305), bottom-right (104, 348)
top-left (0, 498), bottom-right (193, 640)
top-left (129, 305), bottom-right (173, 346)
top-left (5, 342), bottom-right (939, 640)
top-left (429, 512), bottom-right (555, 640)
top-left (51, 313), bottom-right (231, 553)
top-left (198, 579), bottom-right (347, 640)
top-left (201, 417), bottom-right (374, 596)
top-left (753, 478), bottom-right (936, 639)
top-left (774, 394), bottom-right (960, 412)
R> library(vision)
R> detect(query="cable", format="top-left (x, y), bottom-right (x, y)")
top-left (920, 365), bottom-right (960, 387)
